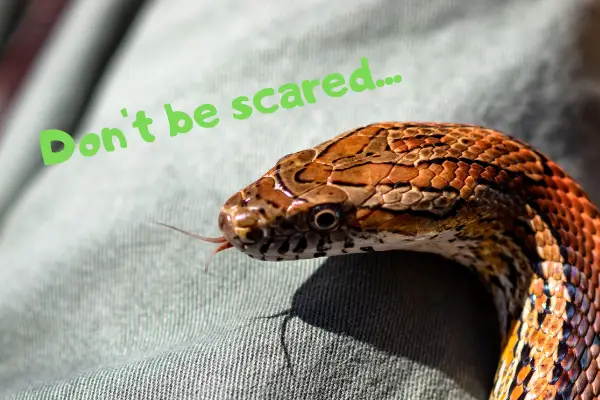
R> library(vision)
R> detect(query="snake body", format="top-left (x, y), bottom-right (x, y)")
top-left (213, 122), bottom-right (600, 399)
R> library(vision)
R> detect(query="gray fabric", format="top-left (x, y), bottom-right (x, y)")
top-left (0, 0), bottom-right (598, 399)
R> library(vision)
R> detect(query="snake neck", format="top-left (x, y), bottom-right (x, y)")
top-left (486, 181), bottom-right (600, 399)
top-left (389, 184), bottom-right (600, 399)
top-left (383, 207), bottom-right (537, 345)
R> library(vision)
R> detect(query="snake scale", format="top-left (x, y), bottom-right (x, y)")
top-left (165, 122), bottom-right (600, 399)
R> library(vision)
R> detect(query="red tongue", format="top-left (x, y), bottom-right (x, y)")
top-left (155, 222), bottom-right (227, 243)
top-left (156, 222), bottom-right (235, 271)
top-left (214, 241), bottom-right (234, 252)
top-left (204, 241), bottom-right (234, 272)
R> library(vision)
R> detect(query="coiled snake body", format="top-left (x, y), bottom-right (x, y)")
top-left (179, 122), bottom-right (600, 399)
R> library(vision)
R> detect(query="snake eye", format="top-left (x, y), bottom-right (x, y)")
top-left (309, 204), bottom-right (342, 232)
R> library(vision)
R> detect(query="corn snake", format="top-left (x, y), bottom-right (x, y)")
top-left (166, 122), bottom-right (600, 399)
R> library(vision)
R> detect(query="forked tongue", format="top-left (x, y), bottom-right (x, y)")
top-left (155, 222), bottom-right (233, 271)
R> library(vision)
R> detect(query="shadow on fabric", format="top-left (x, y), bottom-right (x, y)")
top-left (276, 251), bottom-right (501, 399)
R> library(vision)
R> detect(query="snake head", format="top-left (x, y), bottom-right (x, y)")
top-left (217, 147), bottom-right (366, 261)
top-left (218, 176), bottom-right (358, 261)
top-left (216, 127), bottom-right (483, 262)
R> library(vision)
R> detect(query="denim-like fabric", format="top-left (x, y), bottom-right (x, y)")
top-left (0, 0), bottom-right (598, 399)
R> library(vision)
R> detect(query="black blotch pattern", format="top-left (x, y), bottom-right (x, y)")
top-left (537, 311), bottom-right (546, 327)
top-left (293, 237), bottom-right (307, 253)
top-left (519, 343), bottom-right (532, 366)
top-left (565, 303), bottom-right (575, 321)
top-left (316, 238), bottom-right (327, 253)
top-left (277, 240), bottom-right (290, 255)
top-left (344, 237), bottom-right (355, 249)
top-left (550, 363), bottom-right (563, 384)
top-left (557, 342), bottom-right (569, 361)
top-left (260, 239), bottom-right (273, 254)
